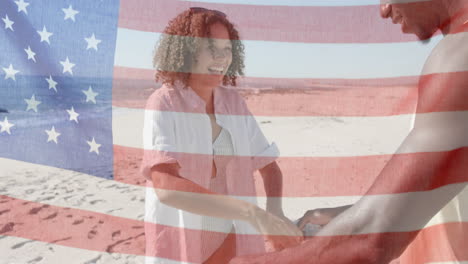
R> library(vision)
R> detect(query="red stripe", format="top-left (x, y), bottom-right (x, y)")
top-left (2, 195), bottom-right (465, 263)
top-left (113, 67), bottom-right (468, 116)
top-left (112, 67), bottom-right (419, 117)
top-left (418, 71), bottom-right (468, 114)
top-left (118, 0), bottom-right (426, 43)
top-left (114, 145), bottom-right (468, 197)
top-left (0, 195), bottom-right (145, 256)
top-left (399, 221), bottom-right (468, 264)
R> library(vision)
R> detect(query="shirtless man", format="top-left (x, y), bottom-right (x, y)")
top-left (231, 0), bottom-right (468, 263)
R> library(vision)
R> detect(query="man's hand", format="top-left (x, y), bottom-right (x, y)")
top-left (297, 205), bottom-right (352, 229)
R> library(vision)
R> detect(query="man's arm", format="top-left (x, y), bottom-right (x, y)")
top-left (230, 35), bottom-right (468, 264)
top-left (151, 163), bottom-right (303, 248)
top-left (305, 39), bottom-right (468, 263)
top-left (314, 116), bottom-right (467, 263)
top-left (315, 35), bottom-right (468, 262)
top-left (151, 163), bottom-right (254, 221)
top-left (231, 117), bottom-right (467, 264)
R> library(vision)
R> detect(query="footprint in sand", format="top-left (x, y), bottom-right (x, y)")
top-left (11, 239), bottom-right (35, 249)
top-left (27, 256), bottom-right (43, 264)
top-left (0, 209), bottom-right (11, 216)
top-left (88, 229), bottom-right (98, 239)
top-left (42, 212), bottom-right (58, 220)
top-left (112, 230), bottom-right (121, 239)
top-left (28, 205), bottom-right (49, 215)
top-left (0, 222), bottom-right (15, 234)
top-left (72, 219), bottom-right (84, 225)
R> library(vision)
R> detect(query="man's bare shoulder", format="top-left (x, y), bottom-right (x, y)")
top-left (422, 32), bottom-right (468, 75)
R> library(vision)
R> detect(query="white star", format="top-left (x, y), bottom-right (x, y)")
top-left (24, 46), bottom-right (36, 62)
top-left (45, 126), bottom-right (61, 144)
top-left (62, 5), bottom-right (79, 22)
top-left (14, 0), bottom-right (30, 14)
top-left (25, 94), bottom-right (41, 112)
top-left (84, 33), bottom-right (101, 51)
top-left (3, 64), bottom-right (20, 81)
top-left (82, 86), bottom-right (98, 104)
top-left (66, 106), bottom-right (79, 123)
top-left (37, 26), bottom-right (53, 44)
top-left (45, 75), bottom-right (58, 92)
top-left (2, 15), bottom-right (14, 31)
top-left (0, 117), bottom-right (15, 134)
top-left (60, 57), bottom-right (75, 75)
top-left (86, 137), bottom-right (101, 154)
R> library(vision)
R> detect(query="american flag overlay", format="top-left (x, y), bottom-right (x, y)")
top-left (0, 0), bottom-right (117, 178)
top-left (1, 0), bottom-right (467, 263)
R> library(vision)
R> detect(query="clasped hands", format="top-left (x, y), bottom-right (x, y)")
top-left (232, 206), bottom-right (346, 264)
top-left (249, 206), bottom-right (343, 252)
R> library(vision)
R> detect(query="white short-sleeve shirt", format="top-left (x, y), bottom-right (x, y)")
top-left (141, 82), bottom-right (279, 264)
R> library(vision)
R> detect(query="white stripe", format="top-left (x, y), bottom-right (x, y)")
top-left (115, 107), bottom-right (412, 157)
top-left (1, 158), bottom-right (467, 235)
top-left (423, 32), bottom-right (468, 75)
top-left (316, 182), bottom-right (468, 236)
top-left (0, 158), bottom-right (145, 221)
top-left (114, 28), bottom-right (442, 79)
top-left (181, 0), bottom-right (431, 6)
top-left (0, 236), bottom-right (189, 264)
top-left (113, 107), bottom-right (468, 157)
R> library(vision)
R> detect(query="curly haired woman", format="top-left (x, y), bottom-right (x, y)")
top-left (141, 8), bottom-right (303, 264)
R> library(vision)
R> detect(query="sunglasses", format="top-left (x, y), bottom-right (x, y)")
top-left (189, 7), bottom-right (227, 18)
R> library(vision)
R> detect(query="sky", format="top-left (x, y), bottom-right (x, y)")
top-left (115, 28), bottom-right (441, 79)
top-left (114, 0), bottom-right (442, 80)
top-left (182, 0), bottom-right (432, 6)
top-left (183, 0), bottom-right (383, 6)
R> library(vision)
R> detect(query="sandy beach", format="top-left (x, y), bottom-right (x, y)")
top-left (1, 88), bottom-right (466, 264)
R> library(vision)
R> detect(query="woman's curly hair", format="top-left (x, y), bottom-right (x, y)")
top-left (153, 9), bottom-right (245, 87)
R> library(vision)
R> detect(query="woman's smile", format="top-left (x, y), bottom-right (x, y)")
top-left (208, 65), bottom-right (226, 75)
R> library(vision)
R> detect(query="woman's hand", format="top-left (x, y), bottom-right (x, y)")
top-left (249, 207), bottom-right (303, 251)
top-left (297, 205), bottom-right (352, 230)
top-left (267, 208), bottom-right (297, 228)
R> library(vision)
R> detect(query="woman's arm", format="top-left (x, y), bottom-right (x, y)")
top-left (151, 163), bottom-right (253, 221)
top-left (259, 161), bottom-right (285, 217)
top-left (151, 163), bottom-right (303, 243)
